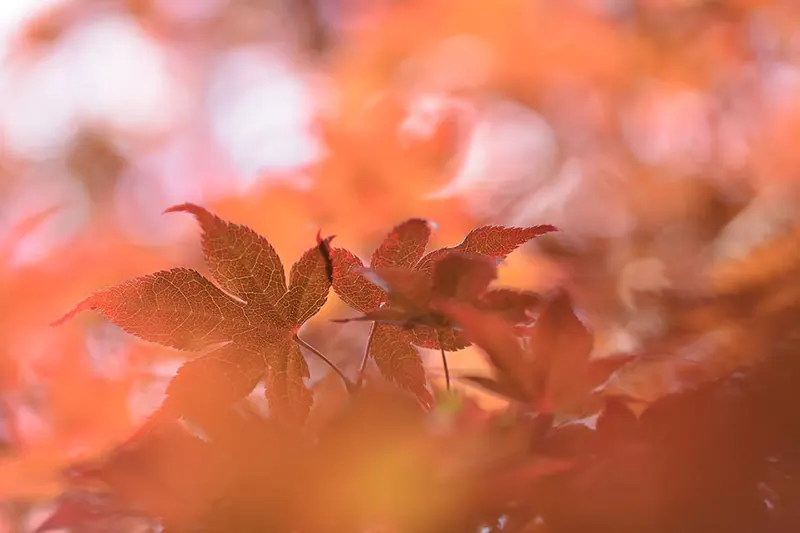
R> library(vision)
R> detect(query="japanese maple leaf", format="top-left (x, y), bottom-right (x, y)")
top-left (331, 219), bottom-right (555, 406)
top-left (54, 204), bottom-right (332, 425)
top-left (438, 291), bottom-right (634, 418)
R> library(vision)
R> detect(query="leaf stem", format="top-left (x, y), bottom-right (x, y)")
top-left (436, 329), bottom-right (451, 391)
top-left (356, 322), bottom-right (377, 387)
top-left (294, 334), bottom-right (356, 393)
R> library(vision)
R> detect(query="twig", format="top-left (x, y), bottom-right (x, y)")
top-left (436, 329), bottom-right (451, 391)
top-left (294, 333), bottom-right (357, 393)
top-left (356, 322), bottom-right (377, 387)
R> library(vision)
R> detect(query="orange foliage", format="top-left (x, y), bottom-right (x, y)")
top-left (2, 0), bottom-right (800, 531)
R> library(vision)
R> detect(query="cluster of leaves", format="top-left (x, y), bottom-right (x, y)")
top-left (47, 208), bottom-right (800, 533)
top-left (55, 205), bottom-right (556, 424)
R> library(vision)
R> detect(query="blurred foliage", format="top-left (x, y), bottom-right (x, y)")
top-left (0, 0), bottom-right (799, 531)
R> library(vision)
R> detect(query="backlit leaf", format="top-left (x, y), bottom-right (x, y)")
top-left (431, 252), bottom-right (498, 301)
top-left (460, 225), bottom-right (557, 258)
top-left (331, 247), bottom-right (385, 313)
top-left (162, 343), bottom-right (269, 419)
top-left (409, 327), bottom-right (470, 351)
top-left (165, 203), bottom-right (287, 304)
top-left (416, 224), bottom-right (557, 274)
top-left (371, 218), bottom-right (433, 268)
top-left (361, 266), bottom-right (433, 311)
top-left (370, 323), bottom-right (434, 409)
top-left (281, 237), bottom-right (334, 327)
top-left (332, 220), bottom-right (554, 405)
top-left (52, 268), bottom-right (251, 351)
top-left (265, 342), bottom-right (314, 425)
top-left (55, 204), bottom-right (331, 424)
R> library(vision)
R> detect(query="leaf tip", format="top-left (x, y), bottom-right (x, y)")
top-left (415, 218), bottom-right (437, 233)
top-left (418, 388), bottom-right (435, 411)
top-left (50, 311), bottom-right (76, 327)
top-left (534, 223), bottom-right (558, 234)
top-left (50, 298), bottom-right (93, 327)
top-left (163, 202), bottom-right (208, 218)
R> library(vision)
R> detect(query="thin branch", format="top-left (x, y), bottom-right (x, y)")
top-left (436, 329), bottom-right (451, 391)
top-left (356, 321), bottom-right (377, 387)
top-left (294, 333), bottom-right (356, 393)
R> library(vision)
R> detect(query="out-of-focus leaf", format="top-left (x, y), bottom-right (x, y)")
top-left (477, 288), bottom-right (541, 324)
top-left (441, 292), bottom-right (633, 416)
top-left (435, 299), bottom-right (533, 400)
top-left (458, 374), bottom-right (529, 403)
top-left (34, 490), bottom-right (155, 533)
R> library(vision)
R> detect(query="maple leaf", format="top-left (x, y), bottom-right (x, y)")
top-left (53, 203), bottom-right (333, 425)
top-left (331, 219), bottom-right (555, 407)
top-left (438, 291), bottom-right (634, 417)
top-left (348, 252), bottom-right (501, 329)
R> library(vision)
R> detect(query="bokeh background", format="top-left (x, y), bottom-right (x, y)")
top-left (0, 0), bottom-right (799, 530)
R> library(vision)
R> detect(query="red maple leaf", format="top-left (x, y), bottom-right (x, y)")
top-left (331, 219), bottom-right (556, 407)
top-left (438, 291), bottom-right (635, 417)
top-left (54, 204), bottom-right (333, 425)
